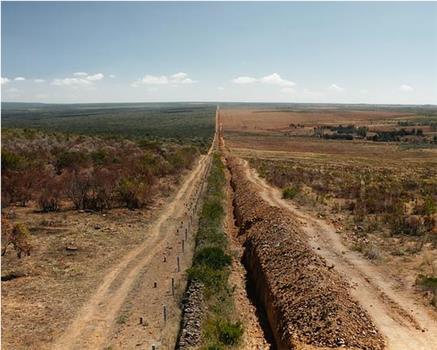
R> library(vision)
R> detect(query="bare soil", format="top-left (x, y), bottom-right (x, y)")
top-left (220, 108), bottom-right (412, 134)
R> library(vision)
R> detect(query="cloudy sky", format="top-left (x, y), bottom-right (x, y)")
top-left (1, 2), bottom-right (436, 104)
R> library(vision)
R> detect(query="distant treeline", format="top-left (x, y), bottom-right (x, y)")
top-left (1, 103), bottom-right (216, 148)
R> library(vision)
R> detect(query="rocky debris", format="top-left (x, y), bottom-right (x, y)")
top-left (176, 281), bottom-right (204, 349)
top-left (227, 157), bottom-right (385, 350)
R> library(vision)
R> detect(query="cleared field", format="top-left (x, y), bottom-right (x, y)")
top-left (226, 134), bottom-right (437, 165)
top-left (221, 107), bottom-right (413, 133)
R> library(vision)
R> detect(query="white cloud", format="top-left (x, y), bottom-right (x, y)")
top-left (399, 84), bottom-right (413, 92)
top-left (132, 72), bottom-right (196, 87)
top-left (170, 72), bottom-right (194, 84)
top-left (7, 88), bottom-right (19, 93)
top-left (52, 77), bottom-right (93, 86)
top-left (86, 73), bottom-right (104, 81)
top-left (260, 73), bottom-right (295, 87)
top-left (1, 77), bottom-right (10, 85)
top-left (109, 74), bottom-right (116, 79)
top-left (52, 72), bottom-right (104, 87)
top-left (14, 77), bottom-right (26, 81)
top-left (141, 75), bottom-right (169, 85)
top-left (360, 89), bottom-right (369, 94)
top-left (34, 79), bottom-right (46, 83)
top-left (232, 76), bottom-right (258, 84)
top-left (328, 84), bottom-right (344, 92)
top-left (217, 86), bottom-right (225, 91)
top-left (232, 73), bottom-right (295, 87)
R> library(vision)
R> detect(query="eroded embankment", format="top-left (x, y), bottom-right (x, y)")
top-left (226, 156), bottom-right (385, 350)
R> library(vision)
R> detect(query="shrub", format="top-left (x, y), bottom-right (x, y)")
top-left (37, 172), bottom-right (65, 212)
top-left (391, 215), bottom-right (424, 236)
top-left (65, 169), bottom-right (91, 210)
top-left (187, 265), bottom-right (227, 290)
top-left (1, 222), bottom-right (32, 258)
top-left (194, 247), bottom-right (231, 270)
top-left (55, 150), bottom-right (88, 173)
top-left (90, 149), bottom-right (109, 165)
top-left (217, 321), bottom-right (243, 346)
top-left (84, 167), bottom-right (119, 210)
top-left (38, 192), bottom-right (60, 212)
top-left (416, 275), bottom-right (437, 307)
top-left (118, 178), bottom-right (152, 209)
top-left (202, 200), bottom-right (224, 223)
top-left (1, 149), bottom-right (26, 171)
top-left (424, 196), bottom-right (436, 216)
top-left (282, 186), bottom-right (299, 199)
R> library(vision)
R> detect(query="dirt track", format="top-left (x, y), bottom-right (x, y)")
top-left (51, 150), bottom-right (211, 350)
top-left (240, 158), bottom-right (437, 350)
top-left (52, 106), bottom-right (221, 350)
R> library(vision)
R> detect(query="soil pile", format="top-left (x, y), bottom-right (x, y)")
top-left (227, 157), bottom-right (385, 350)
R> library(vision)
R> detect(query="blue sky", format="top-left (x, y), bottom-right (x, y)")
top-left (1, 2), bottom-right (436, 104)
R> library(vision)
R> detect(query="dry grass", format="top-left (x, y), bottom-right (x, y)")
top-left (1, 179), bottom-right (179, 350)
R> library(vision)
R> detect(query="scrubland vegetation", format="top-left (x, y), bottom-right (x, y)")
top-left (2, 102), bottom-right (215, 150)
top-left (188, 154), bottom-right (243, 349)
top-left (252, 157), bottom-right (436, 240)
top-left (2, 128), bottom-right (200, 213)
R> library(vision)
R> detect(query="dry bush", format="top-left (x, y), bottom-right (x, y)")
top-left (1, 222), bottom-right (32, 258)
top-left (2, 130), bottom-right (201, 212)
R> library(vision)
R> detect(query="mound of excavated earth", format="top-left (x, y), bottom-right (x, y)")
top-left (227, 157), bottom-right (385, 350)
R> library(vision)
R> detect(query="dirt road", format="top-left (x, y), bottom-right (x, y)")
top-left (239, 158), bottom-right (437, 350)
top-left (53, 154), bottom-right (210, 350)
top-left (52, 143), bottom-right (215, 350)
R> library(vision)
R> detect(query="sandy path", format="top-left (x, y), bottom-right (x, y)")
top-left (239, 158), bottom-right (437, 350)
top-left (53, 105), bottom-right (219, 350)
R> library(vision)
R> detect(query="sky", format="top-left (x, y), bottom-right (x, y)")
top-left (1, 1), bottom-right (437, 104)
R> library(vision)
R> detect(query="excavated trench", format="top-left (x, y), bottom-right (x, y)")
top-left (225, 156), bottom-right (386, 350)
top-left (225, 167), bottom-right (277, 349)
top-left (227, 165), bottom-right (285, 350)
top-left (243, 255), bottom-right (278, 349)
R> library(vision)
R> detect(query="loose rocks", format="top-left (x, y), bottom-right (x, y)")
top-left (176, 281), bottom-right (204, 349)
